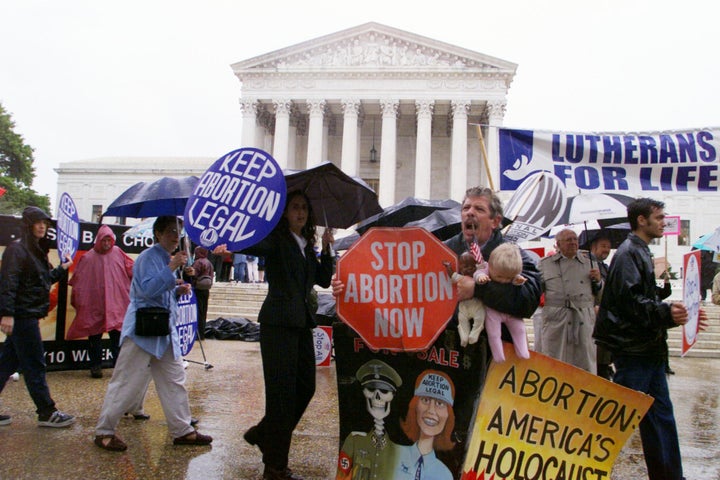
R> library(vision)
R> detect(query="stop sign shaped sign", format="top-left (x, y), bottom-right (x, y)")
top-left (336, 227), bottom-right (458, 352)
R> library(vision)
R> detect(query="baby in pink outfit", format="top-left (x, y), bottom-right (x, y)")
top-left (474, 243), bottom-right (530, 362)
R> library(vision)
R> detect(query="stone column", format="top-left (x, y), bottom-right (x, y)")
top-left (341, 99), bottom-right (361, 176)
top-left (486, 100), bottom-right (507, 191)
top-left (272, 99), bottom-right (292, 169)
top-left (306, 99), bottom-right (326, 168)
top-left (287, 106), bottom-right (299, 170)
top-left (450, 100), bottom-right (470, 202)
top-left (379, 99), bottom-right (399, 207)
top-left (414, 99), bottom-right (434, 199)
top-left (240, 98), bottom-right (258, 148)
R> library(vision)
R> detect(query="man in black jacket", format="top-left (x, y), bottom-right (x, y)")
top-left (0, 207), bottom-right (75, 427)
top-left (594, 197), bottom-right (707, 480)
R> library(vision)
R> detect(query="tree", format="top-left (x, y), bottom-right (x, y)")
top-left (0, 102), bottom-right (50, 214)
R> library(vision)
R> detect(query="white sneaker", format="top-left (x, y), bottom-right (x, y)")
top-left (10, 372), bottom-right (19, 381)
top-left (182, 360), bottom-right (189, 369)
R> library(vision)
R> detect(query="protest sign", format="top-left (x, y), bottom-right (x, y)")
top-left (56, 192), bottom-right (80, 259)
top-left (176, 289), bottom-right (198, 356)
top-left (462, 345), bottom-right (653, 480)
top-left (663, 215), bottom-right (681, 236)
top-left (184, 147), bottom-right (286, 251)
top-left (682, 250), bottom-right (702, 356)
top-left (313, 326), bottom-right (333, 366)
top-left (336, 227), bottom-right (457, 352)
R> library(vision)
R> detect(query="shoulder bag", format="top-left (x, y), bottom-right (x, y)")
top-left (135, 307), bottom-right (171, 336)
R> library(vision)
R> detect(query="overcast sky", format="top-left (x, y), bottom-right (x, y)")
top-left (1, 0), bottom-right (718, 207)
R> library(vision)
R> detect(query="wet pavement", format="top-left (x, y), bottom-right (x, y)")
top-left (0, 339), bottom-right (718, 479)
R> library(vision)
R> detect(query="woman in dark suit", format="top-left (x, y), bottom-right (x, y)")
top-left (240, 191), bottom-right (335, 480)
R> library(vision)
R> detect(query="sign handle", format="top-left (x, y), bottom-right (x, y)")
top-left (476, 124), bottom-right (495, 191)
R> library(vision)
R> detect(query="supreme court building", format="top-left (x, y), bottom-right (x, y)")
top-left (57, 22), bottom-right (516, 219)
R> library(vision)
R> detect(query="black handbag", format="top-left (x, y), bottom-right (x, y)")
top-left (135, 307), bottom-right (171, 336)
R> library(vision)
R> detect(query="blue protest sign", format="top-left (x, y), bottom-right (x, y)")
top-left (56, 192), bottom-right (80, 259)
top-left (184, 147), bottom-right (286, 251)
top-left (176, 289), bottom-right (198, 356)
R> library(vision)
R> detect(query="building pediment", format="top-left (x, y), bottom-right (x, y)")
top-left (232, 22), bottom-right (516, 77)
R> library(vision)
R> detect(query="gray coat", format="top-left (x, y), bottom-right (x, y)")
top-left (539, 251), bottom-right (601, 373)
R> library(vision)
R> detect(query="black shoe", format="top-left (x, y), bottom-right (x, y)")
top-left (133, 413), bottom-right (150, 421)
top-left (0, 414), bottom-right (11, 426)
top-left (244, 425), bottom-right (264, 454)
top-left (263, 466), bottom-right (303, 480)
top-left (666, 366), bottom-right (675, 375)
top-left (90, 367), bottom-right (103, 379)
top-left (190, 417), bottom-right (199, 426)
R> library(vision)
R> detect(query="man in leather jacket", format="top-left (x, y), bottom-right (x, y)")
top-left (594, 197), bottom-right (707, 480)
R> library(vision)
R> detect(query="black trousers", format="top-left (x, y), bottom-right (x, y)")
top-left (255, 324), bottom-right (316, 470)
top-left (194, 289), bottom-right (210, 340)
top-left (88, 329), bottom-right (121, 368)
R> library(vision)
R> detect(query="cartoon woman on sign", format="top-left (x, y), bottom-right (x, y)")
top-left (396, 370), bottom-right (455, 480)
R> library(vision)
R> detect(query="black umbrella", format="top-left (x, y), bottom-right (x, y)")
top-left (355, 196), bottom-right (460, 234)
top-left (284, 162), bottom-right (383, 229)
top-left (403, 207), bottom-right (462, 241)
top-left (578, 223), bottom-right (631, 250)
top-left (103, 176), bottom-right (200, 218)
top-left (334, 232), bottom-right (360, 251)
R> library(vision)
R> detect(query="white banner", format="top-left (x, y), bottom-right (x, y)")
top-left (499, 127), bottom-right (720, 194)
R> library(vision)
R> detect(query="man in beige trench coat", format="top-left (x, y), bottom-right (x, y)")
top-left (539, 228), bottom-right (602, 373)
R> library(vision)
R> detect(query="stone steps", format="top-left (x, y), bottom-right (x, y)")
top-left (207, 282), bottom-right (720, 358)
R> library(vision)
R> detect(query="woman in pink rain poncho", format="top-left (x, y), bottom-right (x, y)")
top-left (67, 225), bottom-right (134, 378)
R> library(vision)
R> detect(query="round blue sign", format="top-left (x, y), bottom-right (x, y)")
top-left (176, 289), bottom-right (198, 356)
top-left (56, 192), bottom-right (80, 259)
top-left (184, 147), bottom-right (287, 251)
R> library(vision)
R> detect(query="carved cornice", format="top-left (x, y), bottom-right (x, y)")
top-left (233, 23), bottom-right (517, 75)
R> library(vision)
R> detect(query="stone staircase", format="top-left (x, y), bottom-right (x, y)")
top-left (207, 282), bottom-right (720, 359)
top-left (206, 281), bottom-right (268, 322)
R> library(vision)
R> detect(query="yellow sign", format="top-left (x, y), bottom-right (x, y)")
top-left (463, 345), bottom-right (653, 480)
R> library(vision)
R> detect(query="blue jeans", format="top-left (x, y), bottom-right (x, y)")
top-left (613, 355), bottom-right (683, 480)
top-left (233, 262), bottom-right (247, 282)
top-left (0, 318), bottom-right (57, 417)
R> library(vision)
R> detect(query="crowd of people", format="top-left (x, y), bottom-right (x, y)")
top-left (0, 188), bottom-right (713, 479)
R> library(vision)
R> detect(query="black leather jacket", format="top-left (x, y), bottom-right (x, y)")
top-left (0, 232), bottom-right (67, 320)
top-left (593, 233), bottom-right (676, 357)
top-left (445, 229), bottom-right (542, 319)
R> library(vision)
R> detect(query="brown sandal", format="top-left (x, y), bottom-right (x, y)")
top-left (94, 434), bottom-right (128, 451)
top-left (173, 430), bottom-right (213, 446)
